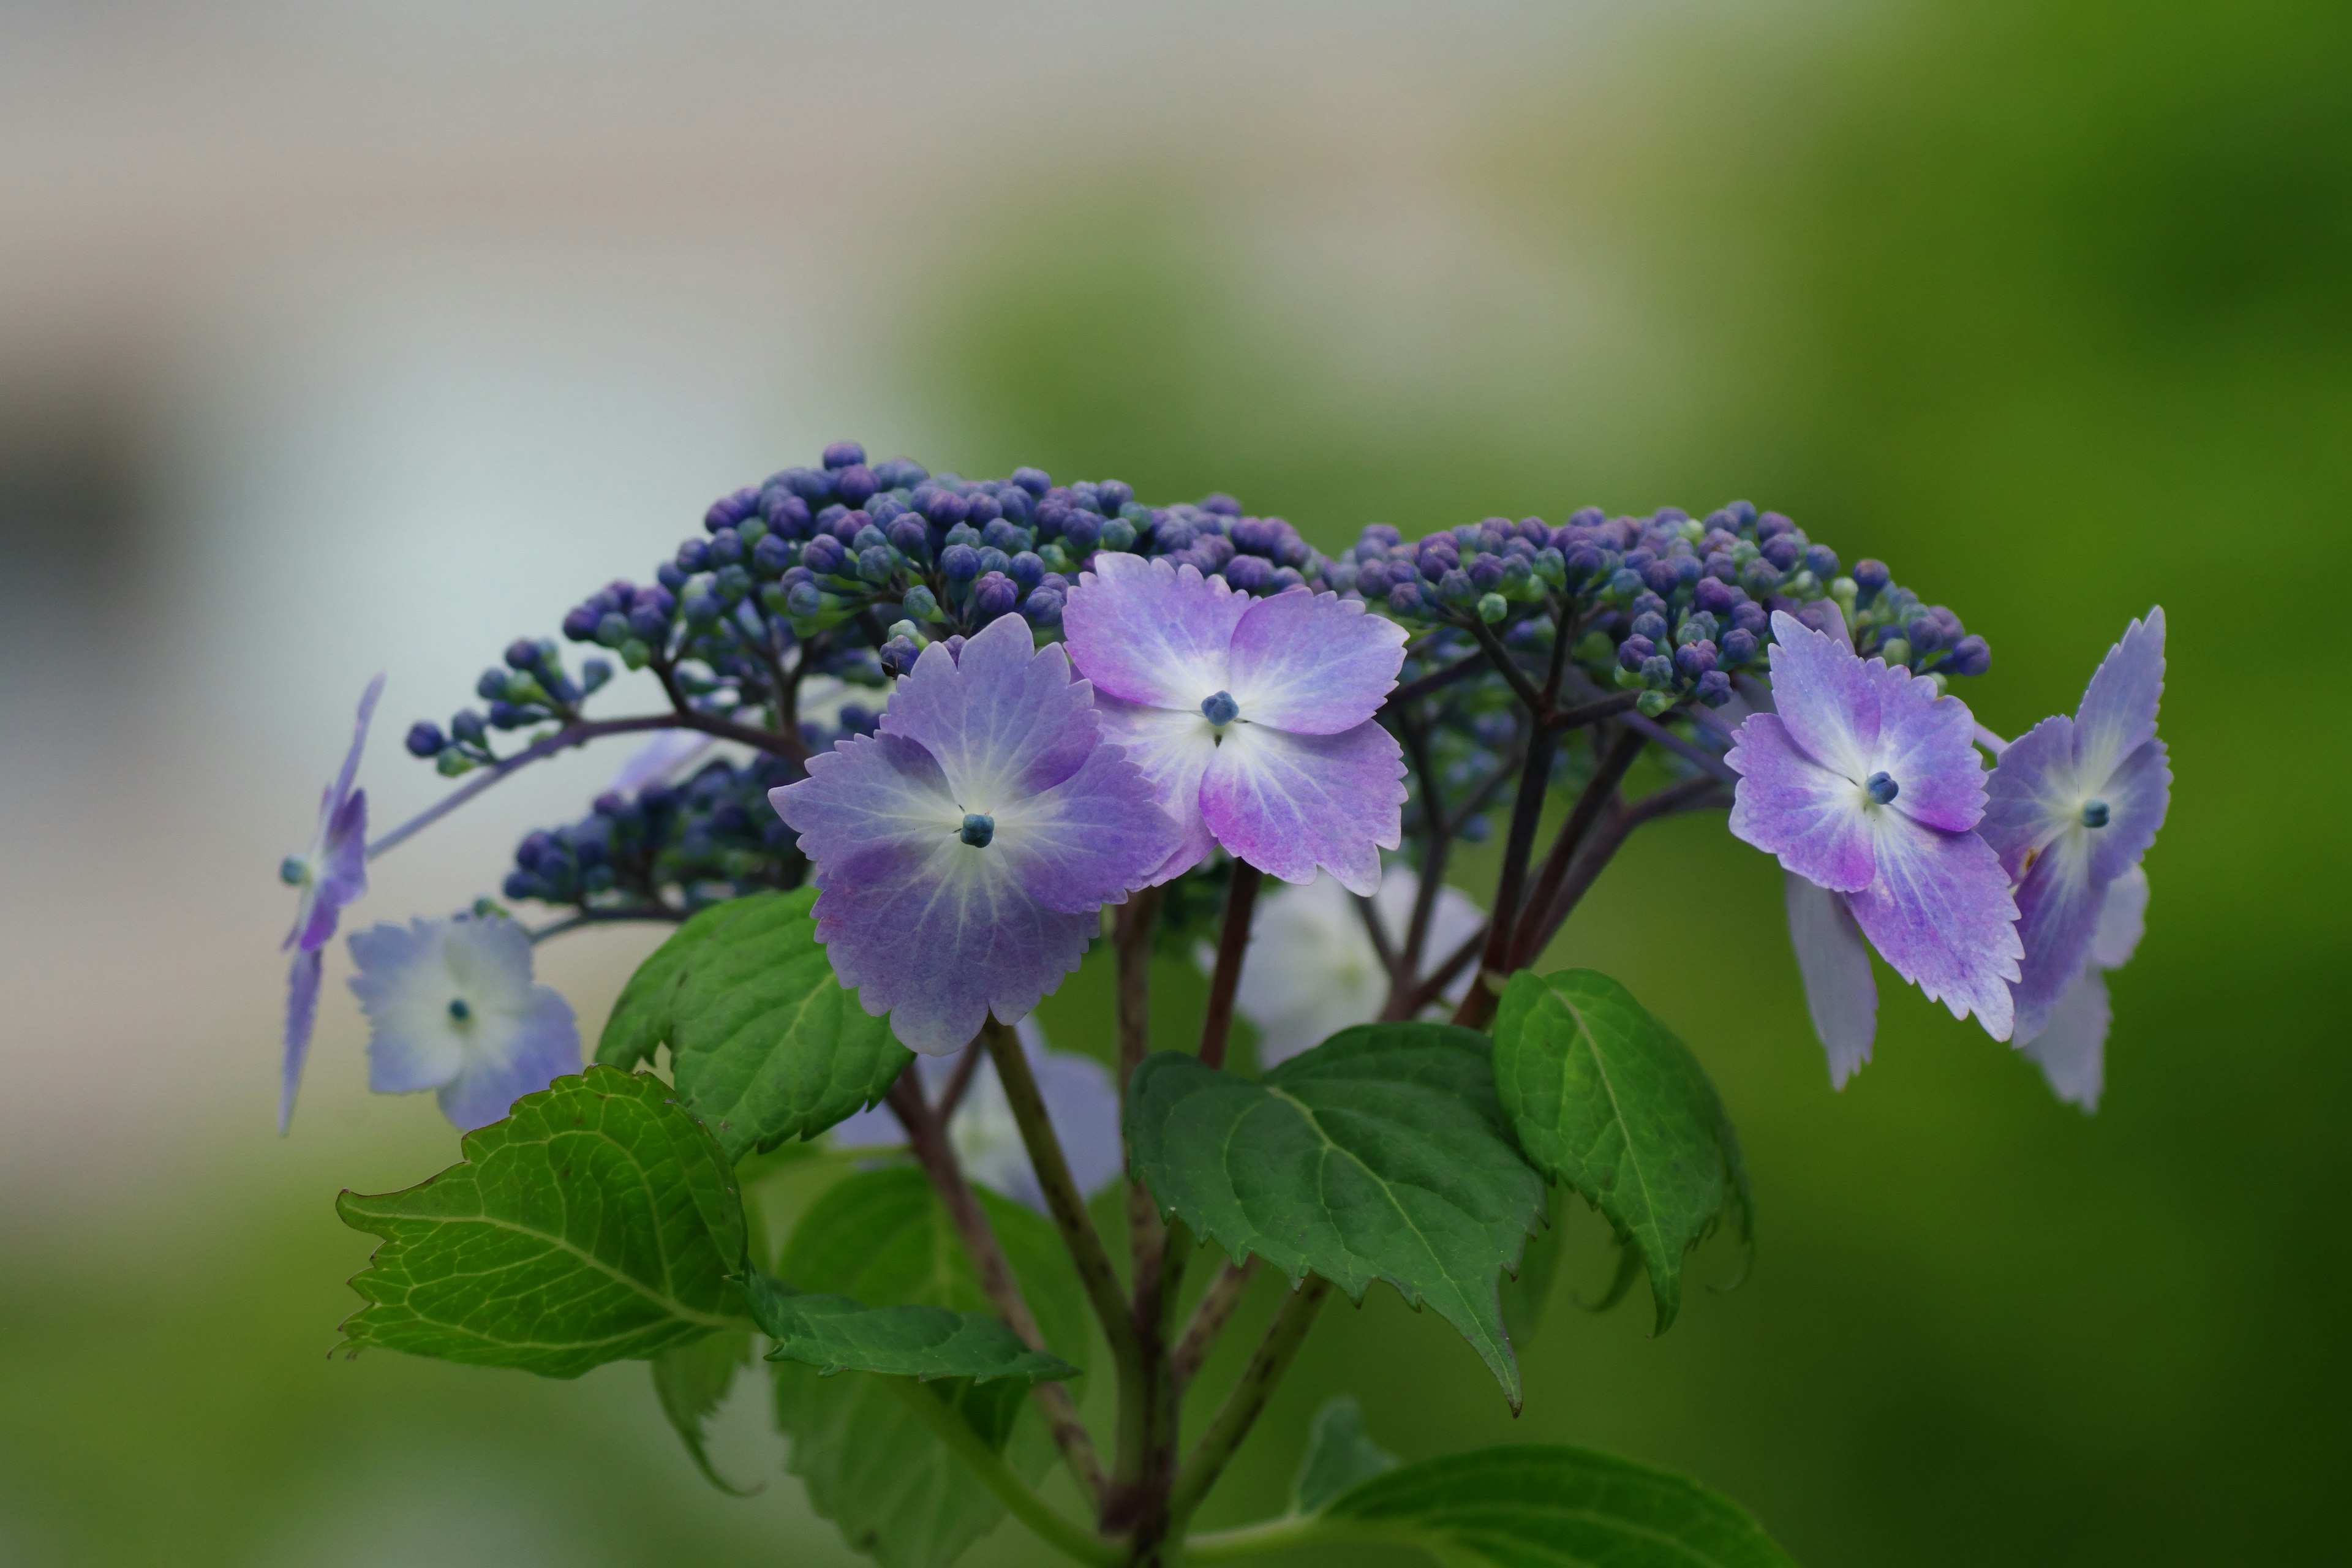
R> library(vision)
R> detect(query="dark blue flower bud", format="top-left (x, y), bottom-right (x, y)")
top-left (1001, 466), bottom-right (1047, 497)
top-left (919, 488), bottom-right (970, 527)
top-left (966, 493), bottom-right (1004, 526)
top-left (1905, 613), bottom-right (1948, 654)
top-left (502, 871), bottom-right (535, 900)
top-left (1618, 636), bottom-right (1656, 671)
top-left (1640, 654), bottom-right (1675, 689)
top-left (835, 464), bottom-right (879, 507)
top-left (886, 516), bottom-right (930, 560)
top-left (761, 489), bottom-right (812, 535)
top-left (802, 535), bottom-right (846, 576)
top-left (973, 572), bottom-right (1019, 620)
top-left (785, 581), bottom-right (823, 618)
top-left (751, 533), bottom-right (794, 575)
top-left (1696, 670), bottom-right (1733, 707)
top-left (856, 546), bottom-right (894, 584)
top-left (941, 543), bottom-right (981, 584)
top-left (1388, 580), bottom-right (1429, 617)
top-left (705, 486), bottom-right (758, 532)
top-left (404, 720), bottom-right (447, 756)
top-left (501, 638), bottom-right (538, 671)
top-left (1469, 555), bottom-right (1507, 592)
top-left (880, 634), bottom-right (921, 675)
top-left (1804, 545), bottom-right (1839, 578)
top-left (1007, 551), bottom-right (1045, 589)
top-left (821, 440), bottom-right (866, 470)
top-left (1608, 568), bottom-right (1644, 598)
top-left (1720, 627), bottom-right (1758, 665)
top-left (715, 565), bottom-right (753, 600)
top-left (451, 709), bottom-right (488, 746)
top-left (971, 546), bottom-right (1009, 579)
top-left (1728, 602), bottom-right (1769, 638)
top-left (1675, 640), bottom-right (1717, 677)
top-left (656, 562), bottom-right (689, 594)
top-left (1756, 511), bottom-right (1795, 540)
top-left (975, 518), bottom-right (1019, 554)
top-left (1023, 586), bottom-right (1064, 625)
top-left (1095, 480), bottom-right (1133, 514)
top-left (681, 592), bottom-right (722, 625)
top-left (1694, 577), bottom-right (1738, 616)
top-left (875, 457), bottom-right (930, 489)
top-left (487, 700), bottom-right (530, 729)
top-left (708, 529), bottom-right (745, 567)
top-left (628, 604), bottom-right (668, 642)
top-left (848, 524), bottom-right (886, 555)
top-left (594, 612), bottom-right (630, 647)
top-left (1099, 518), bottom-right (1137, 551)
top-left (561, 605), bottom-right (600, 642)
top-left (1436, 568), bottom-right (1477, 608)
top-left (1760, 535), bottom-right (1802, 571)
top-left (676, 537), bottom-right (710, 573)
top-left (1945, 634), bottom-right (1991, 676)
top-left (1226, 555), bottom-right (1274, 592)
top-left (902, 584), bottom-right (940, 622)
top-left (1355, 561), bottom-right (1395, 598)
top-left (1631, 611), bottom-right (1667, 642)
top-left (1640, 558), bottom-right (1681, 597)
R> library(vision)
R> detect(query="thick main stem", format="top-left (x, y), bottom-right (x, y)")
top-left (1167, 1276), bottom-right (1332, 1531)
top-left (1198, 863), bottom-right (1264, 1071)
top-left (1459, 718), bottom-right (1559, 1030)
top-left (888, 1074), bottom-right (1105, 1503)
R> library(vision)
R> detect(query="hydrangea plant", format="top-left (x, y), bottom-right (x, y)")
top-left (292, 442), bottom-right (2169, 1567)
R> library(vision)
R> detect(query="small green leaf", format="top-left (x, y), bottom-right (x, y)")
top-left (336, 1066), bottom-right (748, 1377)
top-left (1316, 1444), bottom-right (1800, 1567)
top-left (741, 1272), bottom-right (1077, 1384)
top-left (598, 888), bottom-right (914, 1161)
top-left (1291, 1397), bottom-right (1398, 1515)
top-left (1126, 1022), bottom-right (1547, 1409)
top-left (1493, 969), bottom-right (1752, 1334)
top-left (770, 1167), bottom-right (1091, 1568)
top-left (652, 1327), bottom-right (756, 1495)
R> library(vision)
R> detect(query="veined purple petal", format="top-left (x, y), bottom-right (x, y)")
top-left (2007, 830), bottom-right (2106, 1043)
top-left (1199, 718), bottom-right (1404, 897)
top-left (2073, 607), bottom-right (2165, 785)
top-left (995, 742), bottom-right (1180, 914)
top-left (294, 786), bottom-right (371, 954)
top-left (1979, 714), bottom-right (2079, 879)
top-left (349, 916), bottom-right (581, 1131)
top-left (1223, 587), bottom-right (1406, 735)
top-left (2090, 862), bottom-right (2149, 971)
top-left (1093, 694), bottom-right (1218, 885)
top-left (1844, 812), bottom-right (2021, 1039)
top-left (1727, 714), bottom-right (1877, 894)
top-left (883, 612), bottom-right (1099, 802)
top-left (1784, 873), bottom-right (1878, 1087)
top-left (1764, 612), bottom-right (1879, 781)
top-left (349, 919), bottom-right (464, 1093)
top-left (332, 673), bottom-right (386, 816)
top-left (280, 948), bottom-right (325, 1133)
top-left (440, 986), bottom-right (581, 1131)
top-left (2089, 736), bottom-right (2169, 885)
top-left (1867, 657), bottom-right (1986, 832)
top-left (1063, 553), bottom-right (1248, 711)
top-left (2021, 967), bottom-right (2109, 1111)
top-left (773, 731), bottom-right (962, 878)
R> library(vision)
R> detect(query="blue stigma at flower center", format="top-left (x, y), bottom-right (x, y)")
top-left (279, 855), bottom-right (308, 886)
top-left (447, 998), bottom-right (472, 1022)
top-left (1200, 690), bottom-right (1240, 728)
top-left (1865, 771), bottom-right (1900, 806)
top-left (960, 812), bottom-right (996, 848)
top-left (2081, 798), bottom-right (2110, 829)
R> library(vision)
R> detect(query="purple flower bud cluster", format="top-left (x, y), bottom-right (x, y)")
top-left (405, 637), bottom-right (614, 775)
top-left (503, 752), bottom-right (802, 913)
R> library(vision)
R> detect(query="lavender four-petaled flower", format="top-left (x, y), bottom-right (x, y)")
top-left (1061, 553), bottom-right (1408, 894)
top-left (770, 612), bottom-right (1178, 1055)
top-left (1981, 609), bottom-right (2169, 1068)
top-left (278, 674), bottom-right (383, 1131)
top-left (1728, 612), bottom-right (2021, 1077)
top-left (347, 914), bottom-right (582, 1130)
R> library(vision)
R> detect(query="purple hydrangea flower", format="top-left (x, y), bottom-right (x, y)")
top-left (1728, 612), bottom-right (2021, 1060)
top-left (347, 914), bottom-right (582, 1130)
top-left (830, 1018), bottom-right (1121, 1212)
top-left (1980, 609), bottom-right (2169, 1045)
top-left (1061, 553), bottom-right (1408, 894)
top-left (2017, 862), bottom-right (2148, 1110)
top-left (769, 612), bottom-right (1178, 1055)
top-left (277, 674), bottom-right (384, 1131)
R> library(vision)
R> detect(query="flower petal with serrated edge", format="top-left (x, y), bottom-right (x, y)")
top-left (1763, 612), bottom-right (1879, 781)
top-left (1199, 718), bottom-right (1404, 896)
top-left (881, 612), bottom-right (1098, 804)
top-left (2074, 608), bottom-right (2165, 785)
top-left (1844, 810), bottom-right (2021, 1039)
top-left (1728, 712), bottom-right (1877, 893)
top-left (1223, 586), bottom-right (1407, 734)
top-left (1062, 552), bottom-right (1248, 711)
top-left (1785, 873), bottom-right (1878, 1087)
top-left (2021, 968), bottom-right (2109, 1111)
top-left (1091, 694), bottom-right (1218, 884)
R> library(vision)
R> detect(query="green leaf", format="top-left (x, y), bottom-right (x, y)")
top-left (652, 1326), bottom-right (756, 1495)
top-left (1290, 1397), bottom-right (1398, 1515)
top-left (741, 1272), bottom-right (1077, 1384)
top-left (597, 888), bottom-right (914, 1161)
top-left (1498, 1189), bottom-right (1566, 1351)
top-left (1492, 968), bottom-right (1752, 1335)
top-left (1311, 1444), bottom-right (1800, 1567)
top-left (336, 1066), bottom-right (748, 1377)
top-left (769, 1167), bottom-right (1091, 1568)
top-left (1126, 1022), bottom-right (1547, 1409)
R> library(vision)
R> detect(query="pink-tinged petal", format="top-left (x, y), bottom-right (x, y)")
top-left (2089, 736), bottom-right (2169, 886)
top-left (1223, 587), bottom-right (1406, 734)
top-left (809, 836), bottom-right (1099, 1055)
top-left (1764, 611), bottom-right (1879, 780)
top-left (1063, 553), bottom-right (1248, 710)
top-left (1979, 714), bottom-right (2080, 878)
top-left (771, 732), bottom-right (962, 873)
top-left (882, 613), bottom-right (1099, 803)
top-left (1199, 718), bottom-right (1404, 897)
top-left (1727, 714), bottom-right (1876, 893)
top-left (2020, 967), bottom-right (2109, 1112)
top-left (280, 948), bottom-right (325, 1133)
top-left (1865, 660), bottom-right (1987, 832)
top-left (993, 742), bottom-right (1180, 914)
top-left (2007, 831), bottom-right (2105, 1043)
top-left (2090, 862), bottom-right (2149, 971)
top-left (1844, 813), bottom-right (2021, 1039)
top-left (1093, 694), bottom-right (1218, 885)
top-left (440, 986), bottom-right (581, 1131)
top-left (1784, 873), bottom-right (1878, 1088)
top-left (2073, 608), bottom-right (2165, 785)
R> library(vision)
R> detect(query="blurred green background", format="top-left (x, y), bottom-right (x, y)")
top-left (2, 2), bottom-right (2346, 1564)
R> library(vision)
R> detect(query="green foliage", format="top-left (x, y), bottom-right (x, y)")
top-left (769, 1166), bottom-right (1090, 1568)
top-left (1126, 1022), bottom-right (1548, 1409)
top-left (652, 1327), bottom-right (756, 1495)
top-left (1290, 1397), bottom-right (1398, 1515)
top-left (1493, 969), bottom-right (1752, 1334)
top-left (740, 1272), bottom-right (1077, 1384)
top-left (1308, 1444), bottom-right (1800, 1567)
top-left (594, 888), bottom-right (913, 1161)
top-left (336, 1066), bottom-right (747, 1377)
top-left (1498, 1188), bottom-right (1567, 1350)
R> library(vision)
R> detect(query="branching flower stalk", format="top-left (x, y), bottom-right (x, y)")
top-left (301, 442), bottom-right (2169, 1568)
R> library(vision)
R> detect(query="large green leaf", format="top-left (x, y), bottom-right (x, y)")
top-left (742, 1272), bottom-right (1078, 1384)
top-left (652, 1326), bottom-right (756, 1494)
top-left (1492, 970), bottom-right (1752, 1333)
top-left (596, 888), bottom-right (913, 1161)
top-left (1306, 1444), bottom-right (1800, 1567)
top-left (1291, 1397), bottom-right (1398, 1515)
top-left (1125, 1022), bottom-right (1547, 1409)
top-left (336, 1066), bottom-right (747, 1377)
top-left (769, 1166), bottom-right (1090, 1568)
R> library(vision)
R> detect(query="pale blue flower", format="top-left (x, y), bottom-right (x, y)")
top-left (346, 914), bottom-right (581, 1131)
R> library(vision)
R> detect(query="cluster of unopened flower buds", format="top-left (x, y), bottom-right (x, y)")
top-left (401, 639), bottom-right (614, 774)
